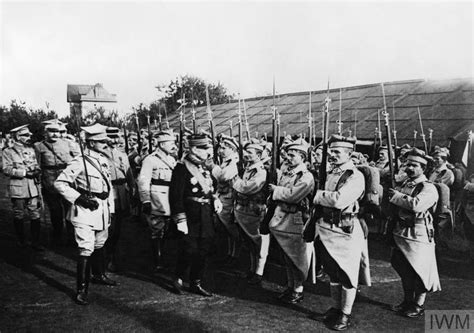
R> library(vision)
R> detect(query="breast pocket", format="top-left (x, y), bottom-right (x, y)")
top-left (158, 168), bottom-right (173, 182)
top-left (88, 174), bottom-right (103, 192)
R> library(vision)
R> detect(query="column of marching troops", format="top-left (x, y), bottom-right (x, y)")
top-left (2, 118), bottom-right (474, 331)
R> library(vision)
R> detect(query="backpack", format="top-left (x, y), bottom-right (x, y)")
top-left (432, 182), bottom-right (454, 237)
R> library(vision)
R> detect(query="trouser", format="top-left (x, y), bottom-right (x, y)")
top-left (43, 190), bottom-right (72, 243)
top-left (316, 237), bottom-right (352, 288)
top-left (106, 213), bottom-right (123, 253)
top-left (74, 224), bottom-right (109, 257)
top-left (283, 252), bottom-right (306, 291)
top-left (175, 236), bottom-right (213, 282)
top-left (314, 236), bottom-right (323, 272)
top-left (145, 215), bottom-right (171, 240)
top-left (391, 248), bottom-right (427, 303)
top-left (11, 197), bottom-right (42, 244)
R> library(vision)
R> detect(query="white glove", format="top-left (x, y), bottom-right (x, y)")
top-left (214, 198), bottom-right (223, 214)
top-left (177, 221), bottom-right (188, 235)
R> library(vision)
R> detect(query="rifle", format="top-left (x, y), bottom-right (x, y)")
top-left (237, 98), bottom-right (244, 176)
top-left (191, 87), bottom-right (197, 134)
top-left (177, 95), bottom-right (185, 160)
top-left (392, 102), bottom-right (399, 173)
top-left (147, 110), bottom-right (153, 154)
top-left (123, 119), bottom-right (130, 155)
top-left (307, 91), bottom-right (313, 167)
top-left (134, 108), bottom-right (142, 156)
top-left (229, 121), bottom-right (233, 137)
top-left (260, 78), bottom-right (278, 235)
top-left (417, 106), bottom-right (428, 154)
top-left (413, 129), bottom-right (418, 148)
top-left (242, 99), bottom-right (251, 141)
top-left (205, 85), bottom-right (218, 164)
top-left (381, 83), bottom-right (396, 188)
top-left (428, 128), bottom-right (433, 153)
top-left (337, 88), bottom-right (343, 135)
top-left (303, 79), bottom-right (331, 242)
top-left (276, 112), bottom-right (281, 169)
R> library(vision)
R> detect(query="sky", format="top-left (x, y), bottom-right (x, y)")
top-left (0, 1), bottom-right (473, 117)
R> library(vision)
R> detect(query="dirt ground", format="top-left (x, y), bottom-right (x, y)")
top-left (0, 171), bottom-right (473, 333)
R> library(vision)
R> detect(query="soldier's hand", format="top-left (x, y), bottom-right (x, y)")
top-left (214, 198), bottom-right (223, 214)
top-left (268, 184), bottom-right (276, 193)
top-left (176, 221), bottom-right (188, 235)
top-left (142, 202), bottom-right (152, 215)
top-left (75, 194), bottom-right (99, 211)
top-left (388, 188), bottom-right (397, 199)
top-left (25, 169), bottom-right (41, 179)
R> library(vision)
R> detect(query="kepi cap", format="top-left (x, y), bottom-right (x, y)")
top-left (328, 134), bottom-right (356, 149)
top-left (81, 123), bottom-right (108, 141)
top-left (10, 124), bottom-right (32, 136)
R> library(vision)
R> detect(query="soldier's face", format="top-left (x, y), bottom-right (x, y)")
top-left (160, 141), bottom-right (177, 155)
top-left (244, 148), bottom-right (259, 163)
top-left (46, 129), bottom-right (60, 142)
top-left (314, 149), bottom-right (323, 164)
top-left (218, 144), bottom-right (233, 159)
top-left (90, 139), bottom-right (109, 154)
top-left (17, 133), bottom-right (31, 145)
top-left (328, 147), bottom-right (351, 165)
top-left (287, 150), bottom-right (304, 167)
top-left (433, 155), bottom-right (444, 167)
top-left (379, 150), bottom-right (388, 160)
top-left (405, 161), bottom-right (424, 178)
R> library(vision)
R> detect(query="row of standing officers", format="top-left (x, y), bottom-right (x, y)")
top-left (2, 120), bottom-right (445, 331)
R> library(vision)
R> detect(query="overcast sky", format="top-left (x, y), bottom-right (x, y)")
top-left (0, 1), bottom-right (472, 117)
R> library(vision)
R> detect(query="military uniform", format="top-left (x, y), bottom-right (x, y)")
top-left (313, 135), bottom-right (371, 330)
top-left (461, 178), bottom-right (474, 261)
top-left (212, 135), bottom-right (240, 265)
top-left (137, 131), bottom-right (177, 271)
top-left (103, 127), bottom-right (134, 271)
top-left (270, 139), bottom-right (314, 303)
top-left (169, 134), bottom-right (218, 296)
top-left (389, 149), bottom-right (440, 318)
top-left (35, 120), bottom-right (80, 245)
top-left (54, 123), bottom-right (117, 305)
top-left (232, 141), bottom-right (268, 283)
top-left (3, 125), bottom-right (43, 249)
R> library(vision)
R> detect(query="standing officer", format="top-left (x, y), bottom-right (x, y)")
top-left (54, 123), bottom-right (117, 306)
top-left (137, 130), bottom-right (177, 272)
top-left (388, 148), bottom-right (440, 318)
top-left (103, 127), bottom-right (134, 271)
top-left (428, 147), bottom-right (454, 187)
top-left (35, 119), bottom-right (80, 246)
top-left (232, 139), bottom-right (269, 285)
top-left (211, 135), bottom-right (240, 267)
top-left (268, 139), bottom-right (315, 304)
top-left (313, 135), bottom-right (371, 331)
top-left (3, 125), bottom-right (44, 250)
top-left (169, 133), bottom-right (222, 297)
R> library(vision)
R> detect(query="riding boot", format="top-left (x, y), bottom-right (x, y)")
top-left (13, 218), bottom-right (26, 247)
top-left (30, 219), bottom-right (45, 251)
top-left (76, 256), bottom-right (90, 305)
top-left (151, 238), bottom-right (165, 271)
top-left (91, 248), bottom-right (117, 286)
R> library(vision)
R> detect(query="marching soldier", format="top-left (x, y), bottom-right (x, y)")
top-left (232, 140), bottom-right (269, 285)
top-left (35, 119), bottom-right (80, 246)
top-left (211, 135), bottom-right (241, 267)
top-left (313, 135), bottom-right (371, 331)
top-left (3, 125), bottom-right (44, 250)
top-left (137, 130), bottom-right (177, 272)
top-left (103, 127), bottom-right (134, 271)
top-left (388, 148), bottom-right (441, 318)
top-left (268, 138), bottom-right (314, 304)
top-left (169, 134), bottom-right (222, 297)
top-left (54, 123), bottom-right (117, 306)
top-left (428, 147), bottom-right (454, 187)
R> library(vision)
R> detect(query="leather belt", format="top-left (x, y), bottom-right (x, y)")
top-left (186, 197), bottom-right (211, 204)
top-left (43, 164), bottom-right (67, 170)
top-left (112, 178), bottom-right (127, 185)
top-left (151, 179), bottom-right (171, 186)
top-left (77, 187), bottom-right (109, 200)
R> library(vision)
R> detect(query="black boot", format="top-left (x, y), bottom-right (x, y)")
top-left (151, 238), bottom-right (165, 272)
top-left (190, 280), bottom-right (213, 297)
top-left (76, 256), bottom-right (90, 305)
top-left (91, 248), bottom-right (117, 286)
top-left (30, 219), bottom-right (45, 251)
top-left (13, 218), bottom-right (26, 247)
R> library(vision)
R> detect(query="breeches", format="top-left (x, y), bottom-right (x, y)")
top-left (75, 224), bottom-right (109, 257)
top-left (11, 197), bottom-right (41, 220)
top-left (146, 215), bottom-right (171, 239)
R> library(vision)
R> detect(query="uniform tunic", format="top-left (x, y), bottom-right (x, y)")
top-left (390, 174), bottom-right (441, 292)
top-left (105, 147), bottom-right (133, 212)
top-left (3, 142), bottom-right (42, 220)
top-left (428, 164), bottom-right (455, 187)
top-left (212, 154), bottom-right (239, 238)
top-left (314, 160), bottom-right (371, 288)
top-left (270, 163), bottom-right (314, 277)
top-left (232, 161), bottom-right (267, 246)
top-left (54, 149), bottom-right (114, 256)
top-left (138, 149), bottom-right (176, 239)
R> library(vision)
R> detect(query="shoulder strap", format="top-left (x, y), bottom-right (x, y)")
top-left (83, 155), bottom-right (111, 194)
top-left (42, 141), bottom-right (68, 164)
top-left (335, 169), bottom-right (354, 191)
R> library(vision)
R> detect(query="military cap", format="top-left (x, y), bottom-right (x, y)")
top-left (154, 130), bottom-right (176, 143)
top-left (106, 127), bottom-right (121, 138)
top-left (219, 134), bottom-right (238, 150)
top-left (406, 147), bottom-right (431, 166)
top-left (188, 133), bottom-right (212, 148)
top-left (42, 119), bottom-right (64, 131)
top-left (285, 138), bottom-right (309, 156)
top-left (10, 124), bottom-right (32, 136)
top-left (328, 134), bottom-right (356, 149)
top-left (81, 123), bottom-right (108, 141)
top-left (432, 146), bottom-right (450, 158)
top-left (244, 138), bottom-right (264, 152)
top-left (400, 143), bottom-right (411, 150)
top-left (378, 145), bottom-right (388, 152)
